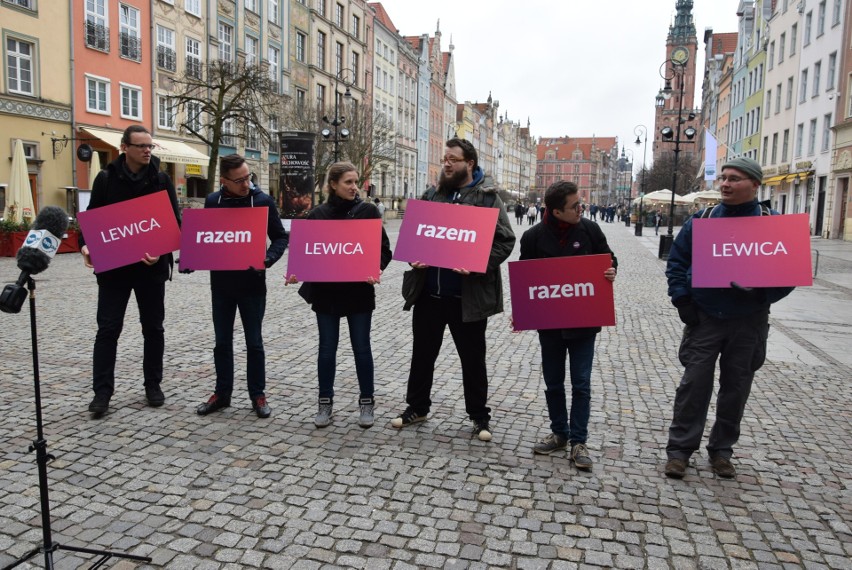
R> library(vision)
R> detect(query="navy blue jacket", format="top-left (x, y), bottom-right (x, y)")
top-left (666, 199), bottom-right (794, 319)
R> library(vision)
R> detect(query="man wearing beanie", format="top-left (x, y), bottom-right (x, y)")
top-left (663, 156), bottom-right (795, 480)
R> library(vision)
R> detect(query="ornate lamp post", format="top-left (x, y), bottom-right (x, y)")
top-left (634, 124), bottom-right (648, 236)
top-left (321, 68), bottom-right (358, 162)
top-left (657, 49), bottom-right (697, 259)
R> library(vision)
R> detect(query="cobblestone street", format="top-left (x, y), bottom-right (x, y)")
top-left (1, 216), bottom-right (850, 569)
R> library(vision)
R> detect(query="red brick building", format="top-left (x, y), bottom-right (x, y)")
top-left (535, 136), bottom-right (618, 205)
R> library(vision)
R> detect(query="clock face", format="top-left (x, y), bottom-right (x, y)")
top-left (671, 47), bottom-right (689, 65)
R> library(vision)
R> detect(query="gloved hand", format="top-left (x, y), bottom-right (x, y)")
top-left (263, 258), bottom-right (272, 269)
top-left (730, 281), bottom-right (759, 296)
top-left (672, 296), bottom-right (700, 327)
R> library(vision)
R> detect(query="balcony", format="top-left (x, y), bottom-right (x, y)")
top-left (157, 46), bottom-right (177, 72)
top-left (85, 21), bottom-right (109, 52)
top-left (119, 33), bottom-right (141, 62)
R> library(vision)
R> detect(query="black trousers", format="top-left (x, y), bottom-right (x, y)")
top-left (405, 295), bottom-right (490, 422)
top-left (92, 280), bottom-right (165, 398)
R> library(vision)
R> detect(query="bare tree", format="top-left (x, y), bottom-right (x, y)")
top-left (169, 59), bottom-right (279, 194)
top-left (642, 152), bottom-right (702, 195)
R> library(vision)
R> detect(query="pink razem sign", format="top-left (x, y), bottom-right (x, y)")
top-left (178, 208), bottom-right (268, 271)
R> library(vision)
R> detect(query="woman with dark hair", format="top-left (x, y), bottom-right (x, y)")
top-left (288, 162), bottom-right (392, 428)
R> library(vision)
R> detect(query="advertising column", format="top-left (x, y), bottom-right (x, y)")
top-left (279, 131), bottom-right (316, 219)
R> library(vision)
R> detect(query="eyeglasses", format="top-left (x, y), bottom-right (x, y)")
top-left (441, 156), bottom-right (467, 165)
top-left (223, 173), bottom-right (252, 185)
top-left (565, 201), bottom-right (582, 212)
top-left (718, 175), bottom-right (747, 183)
top-left (126, 143), bottom-right (156, 150)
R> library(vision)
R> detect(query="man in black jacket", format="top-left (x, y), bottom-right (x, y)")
top-left (81, 125), bottom-right (180, 417)
top-left (195, 154), bottom-right (289, 419)
top-left (520, 181), bottom-right (617, 470)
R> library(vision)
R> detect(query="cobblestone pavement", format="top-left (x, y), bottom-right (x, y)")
top-left (1, 215), bottom-right (850, 569)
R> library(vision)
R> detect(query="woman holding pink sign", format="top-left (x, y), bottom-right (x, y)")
top-left (289, 162), bottom-right (392, 429)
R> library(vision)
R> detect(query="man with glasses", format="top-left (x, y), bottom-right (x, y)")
top-left (521, 181), bottom-right (617, 469)
top-left (196, 154), bottom-right (288, 419)
top-left (81, 125), bottom-right (180, 417)
top-left (664, 157), bottom-right (795, 479)
top-left (393, 138), bottom-right (515, 441)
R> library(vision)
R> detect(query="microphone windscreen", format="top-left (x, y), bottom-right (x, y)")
top-left (32, 206), bottom-right (69, 238)
top-left (16, 246), bottom-right (50, 274)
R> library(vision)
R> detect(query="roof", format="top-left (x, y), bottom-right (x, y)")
top-left (404, 36), bottom-right (422, 52)
top-left (536, 137), bottom-right (617, 161)
top-left (710, 32), bottom-right (738, 56)
top-left (368, 3), bottom-right (397, 34)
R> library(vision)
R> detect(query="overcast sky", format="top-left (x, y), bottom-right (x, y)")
top-left (374, 0), bottom-right (740, 159)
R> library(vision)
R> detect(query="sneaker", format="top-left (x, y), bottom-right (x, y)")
top-left (88, 394), bottom-right (110, 417)
top-left (533, 433), bottom-right (568, 455)
top-left (472, 420), bottom-right (492, 442)
top-left (664, 458), bottom-right (688, 479)
top-left (390, 406), bottom-right (427, 428)
top-left (196, 393), bottom-right (231, 416)
top-left (358, 397), bottom-right (375, 428)
top-left (315, 398), bottom-right (333, 427)
top-left (145, 384), bottom-right (165, 407)
top-left (570, 443), bottom-right (593, 470)
top-left (252, 396), bottom-right (271, 419)
top-left (709, 455), bottom-right (736, 479)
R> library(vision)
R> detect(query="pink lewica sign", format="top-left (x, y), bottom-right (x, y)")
top-left (393, 200), bottom-right (498, 273)
top-left (178, 208), bottom-right (268, 271)
top-left (286, 218), bottom-right (382, 282)
top-left (692, 213), bottom-right (813, 287)
top-left (78, 191), bottom-right (181, 273)
top-left (509, 255), bottom-right (616, 331)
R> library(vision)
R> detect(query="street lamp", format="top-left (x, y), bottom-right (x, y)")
top-left (321, 68), bottom-right (357, 162)
top-left (620, 147), bottom-right (634, 226)
top-left (657, 54), bottom-right (697, 260)
top-left (634, 124), bottom-right (648, 236)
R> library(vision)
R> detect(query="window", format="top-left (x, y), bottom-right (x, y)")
top-left (269, 115), bottom-right (279, 153)
top-left (85, 0), bottom-right (109, 51)
top-left (800, 69), bottom-right (808, 102)
top-left (157, 26), bottom-right (176, 71)
top-left (268, 45), bottom-right (279, 91)
top-left (817, 1), bottom-right (826, 36)
top-left (352, 14), bottom-right (360, 39)
top-left (808, 118), bottom-right (817, 155)
top-left (791, 24), bottom-right (797, 55)
top-left (769, 41), bottom-right (775, 68)
top-left (222, 118), bottom-right (235, 146)
top-left (351, 52), bottom-right (359, 87)
top-left (335, 42), bottom-right (343, 75)
top-left (245, 0), bottom-right (257, 12)
top-left (186, 37), bottom-right (201, 78)
top-left (316, 83), bottom-right (326, 108)
top-left (828, 52), bottom-right (837, 90)
top-left (782, 129), bottom-right (790, 162)
top-left (245, 35), bottom-right (258, 66)
top-left (86, 75), bottom-right (110, 113)
top-left (120, 83), bottom-right (141, 119)
top-left (765, 91), bottom-right (772, 118)
top-left (4, 0), bottom-right (35, 10)
top-left (317, 31), bottom-right (326, 69)
top-left (218, 22), bottom-right (233, 62)
top-left (185, 0), bottom-right (200, 17)
top-left (158, 95), bottom-right (176, 129)
top-left (775, 83), bottom-right (782, 114)
top-left (779, 33), bottom-right (786, 62)
top-left (316, 0), bottom-right (325, 17)
top-left (771, 133), bottom-right (778, 164)
top-left (335, 3), bottom-right (344, 27)
top-left (119, 4), bottom-right (141, 61)
top-left (296, 32), bottom-right (306, 63)
top-left (186, 101), bottom-right (202, 133)
top-left (813, 61), bottom-right (822, 96)
top-left (269, 0), bottom-right (279, 24)
top-left (246, 122), bottom-right (259, 150)
top-left (795, 123), bottom-right (804, 157)
top-left (6, 38), bottom-right (34, 95)
top-left (822, 113), bottom-right (832, 151)
top-left (804, 12), bottom-right (811, 46)
top-left (296, 88), bottom-right (306, 108)
top-left (833, 0), bottom-right (842, 25)
top-left (786, 76), bottom-right (794, 109)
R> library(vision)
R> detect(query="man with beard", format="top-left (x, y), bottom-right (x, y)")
top-left (392, 138), bottom-right (515, 441)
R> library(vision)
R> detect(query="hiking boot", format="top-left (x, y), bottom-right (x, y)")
top-left (252, 396), bottom-right (271, 419)
top-left (145, 384), bottom-right (165, 407)
top-left (472, 419), bottom-right (492, 442)
top-left (358, 397), bottom-right (375, 428)
top-left (709, 455), bottom-right (736, 479)
top-left (571, 443), bottom-right (593, 470)
top-left (664, 458), bottom-right (688, 479)
top-left (390, 406), bottom-right (427, 428)
top-left (533, 433), bottom-right (568, 455)
top-left (315, 398), bottom-right (333, 427)
top-left (196, 393), bottom-right (230, 416)
top-left (88, 394), bottom-right (110, 417)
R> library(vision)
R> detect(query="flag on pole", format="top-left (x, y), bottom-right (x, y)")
top-left (704, 131), bottom-right (718, 181)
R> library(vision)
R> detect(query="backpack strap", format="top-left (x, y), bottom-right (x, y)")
top-left (700, 205), bottom-right (717, 218)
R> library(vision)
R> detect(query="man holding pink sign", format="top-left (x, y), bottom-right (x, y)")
top-left (519, 181), bottom-right (617, 470)
top-left (664, 157), bottom-right (795, 480)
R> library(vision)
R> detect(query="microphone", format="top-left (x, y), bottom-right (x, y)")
top-left (1, 206), bottom-right (69, 313)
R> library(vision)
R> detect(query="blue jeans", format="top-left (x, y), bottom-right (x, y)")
top-left (538, 330), bottom-right (597, 444)
top-left (316, 311), bottom-right (374, 401)
top-left (211, 289), bottom-right (266, 399)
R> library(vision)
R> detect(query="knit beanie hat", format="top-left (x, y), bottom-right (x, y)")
top-left (721, 157), bottom-right (762, 182)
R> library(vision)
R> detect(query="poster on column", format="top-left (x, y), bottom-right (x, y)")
top-left (77, 191), bottom-right (181, 273)
top-left (691, 213), bottom-right (813, 287)
top-left (286, 218), bottom-right (382, 282)
top-left (508, 254), bottom-right (616, 331)
top-left (393, 200), bottom-right (498, 273)
top-left (178, 208), bottom-right (268, 271)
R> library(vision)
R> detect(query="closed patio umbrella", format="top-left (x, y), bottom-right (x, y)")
top-left (88, 150), bottom-right (102, 189)
top-left (5, 138), bottom-right (35, 224)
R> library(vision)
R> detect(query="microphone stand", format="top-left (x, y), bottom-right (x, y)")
top-left (3, 278), bottom-right (152, 570)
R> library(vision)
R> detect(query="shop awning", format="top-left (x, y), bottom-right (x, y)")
top-left (784, 171), bottom-right (813, 182)
top-left (152, 138), bottom-right (209, 165)
top-left (79, 126), bottom-right (124, 149)
top-left (762, 174), bottom-right (787, 186)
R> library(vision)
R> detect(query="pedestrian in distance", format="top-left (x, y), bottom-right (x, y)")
top-left (654, 211), bottom-right (662, 235)
top-left (373, 197), bottom-right (386, 221)
top-left (527, 204), bottom-right (537, 225)
top-left (663, 157), bottom-right (795, 480)
top-left (196, 154), bottom-right (289, 419)
top-left (520, 181), bottom-right (617, 470)
top-left (515, 202), bottom-right (525, 225)
top-left (287, 162), bottom-right (392, 428)
top-left (81, 125), bottom-right (180, 418)
top-left (393, 137), bottom-right (516, 441)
